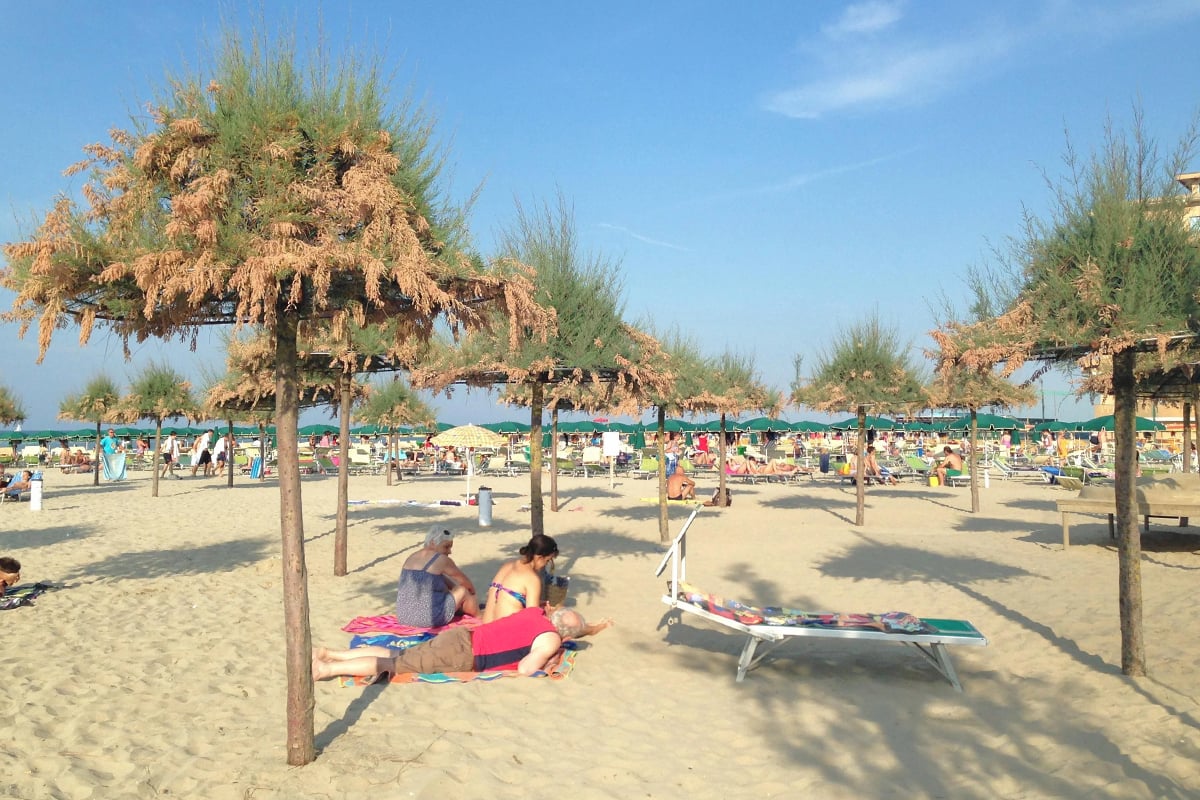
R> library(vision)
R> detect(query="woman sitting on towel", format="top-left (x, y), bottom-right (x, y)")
top-left (394, 526), bottom-right (479, 628)
top-left (481, 534), bottom-right (559, 624)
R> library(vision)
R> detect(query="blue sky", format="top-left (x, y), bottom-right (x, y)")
top-left (3, 0), bottom-right (1199, 429)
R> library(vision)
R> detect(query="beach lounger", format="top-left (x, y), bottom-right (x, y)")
top-left (630, 456), bottom-right (659, 480)
top-left (945, 472), bottom-right (972, 488)
top-left (654, 508), bottom-right (988, 691)
top-left (990, 456), bottom-right (1049, 482)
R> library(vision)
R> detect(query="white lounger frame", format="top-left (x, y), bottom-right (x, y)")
top-left (655, 508), bottom-right (988, 691)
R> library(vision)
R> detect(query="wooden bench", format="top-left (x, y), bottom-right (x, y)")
top-left (1056, 474), bottom-right (1200, 549)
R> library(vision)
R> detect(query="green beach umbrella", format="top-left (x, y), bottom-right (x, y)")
top-left (946, 414), bottom-right (1022, 431)
top-left (1079, 414), bottom-right (1164, 432)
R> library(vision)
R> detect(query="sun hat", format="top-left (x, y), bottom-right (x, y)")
top-left (424, 525), bottom-right (454, 547)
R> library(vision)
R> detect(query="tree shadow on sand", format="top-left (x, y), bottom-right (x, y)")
top-left (60, 538), bottom-right (270, 584)
top-left (760, 493), bottom-right (856, 525)
top-left (40, 481), bottom-right (140, 502)
top-left (653, 534), bottom-right (1194, 798)
top-left (1, 523), bottom-right (95, 551)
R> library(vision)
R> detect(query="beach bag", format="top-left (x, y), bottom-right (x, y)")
top-left (704, 488), bottom-right (732, 507)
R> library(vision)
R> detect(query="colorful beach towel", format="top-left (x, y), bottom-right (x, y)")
top-left (337, 643), bottom-right (579, 687)
top-left (675, 581), bottom-right (937, 634)
top-left (341, 613), bottom-right (480, 636)
top-left (348, 633), bottom-right (434, 649)
top-left (0, 582), bottom-right (53, 611)
top-left (101, 452), bottom-right (127, 482)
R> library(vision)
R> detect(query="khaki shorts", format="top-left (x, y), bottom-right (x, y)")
top-left (391, 626), bottom-right (475, 674)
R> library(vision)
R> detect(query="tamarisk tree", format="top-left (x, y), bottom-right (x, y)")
top-left (1, 32), bottom-right (547, 764)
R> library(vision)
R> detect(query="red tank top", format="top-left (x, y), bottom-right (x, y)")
top-left (471, 607), bottom-right (556, 671)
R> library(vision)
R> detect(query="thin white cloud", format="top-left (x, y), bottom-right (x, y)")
top-left (757, 149), bottom-right (918, 194)
top-left (682, 148), bottom-right (917, 208)
top-left (766, 35), bottom-right (1011, 119)
top-left (597, 223), bottom-right (691, 252)
top-left (766, 0), bottom-right (1200, 120)
top-left (822, 1), bottom-right (904, 39)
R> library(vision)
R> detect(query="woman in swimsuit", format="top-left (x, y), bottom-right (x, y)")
top-left (394, 526), bottom-right (479, 628)
top-left (480, 534), bottom-right (559, 624)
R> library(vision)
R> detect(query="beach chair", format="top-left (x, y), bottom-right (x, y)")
top-left (578, 446), bottom-right (605, 477)
top-left (990, 456), bottom-right (1049, 482)
top-left (631, 456), bottom-right (659, 479)
top-left (944, 471), bottom-right (972, 488)
top-left (1055, 475), bottom-right (1085, 492)
top-left (904, 456), bottom-right (932, 477)
top-left (477, 453), bottom-right (512, 477)
top-left (654, 508), bottom-right (988, 691)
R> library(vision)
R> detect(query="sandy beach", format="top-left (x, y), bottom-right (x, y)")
top-left (2, 466), bottom-right (1199, 799)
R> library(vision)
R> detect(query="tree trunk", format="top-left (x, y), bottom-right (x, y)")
top-left (718, 414), bottom-right (729, 507)
top-left (969, 409), bottom-right (980, 513)
top-left (1183, 402), bottom-right (1192, 473)
top-left (855, 406), bottom-right (866, 526)
top-left (226, 419), bottom-right (235, 488)
top-left (94, 421), bottom-right (101, 488)
top-left (386, 427), bottom-right (394, 486)
top-left (1112, 348), bottom-right (1145, 677)
top-left (334, 370), bottom-right (351, 577)
top-left (275, 314), bottom-right (315, 765)
top-left (151, 420), bottom-right (162, 498)
top-left (657, 407), bottom-right (669, 543)
top-left (530, 382), bottom-right (544, 537)
top-left (1193, 390), bottom-right (1199, 467)
top-left (550, 406), bottom-right (559, 513)
top-left (258, 422), bottom-right (267, 483)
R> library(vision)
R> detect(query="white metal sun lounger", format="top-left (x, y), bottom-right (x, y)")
top-left (654, 508), bottom-right (988, 691)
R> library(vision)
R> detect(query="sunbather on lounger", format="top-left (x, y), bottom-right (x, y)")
top-left (741, 457), bottom-right (796, 475)
top-left (4, 471), bottom-right (32, 499)
top-left (863, 447), bottom-right (897, 485)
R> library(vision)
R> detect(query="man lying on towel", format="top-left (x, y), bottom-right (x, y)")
top-left (313, 606), bottom-right (612, 681)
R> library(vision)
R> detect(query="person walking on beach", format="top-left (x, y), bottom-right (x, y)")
top-left (212, 433), bottom-right (232, 478)
top-left (161, 433), bottom-right (181, 479)
top-left (100, 429), bottom-right (121, 456)
top-left (190, 429), bottom-right (213, 477)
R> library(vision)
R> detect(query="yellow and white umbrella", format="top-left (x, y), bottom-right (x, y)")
top-left (431, 424), bottom-right (507, 449)
top-left (431, 424), bottom-right (506, 497)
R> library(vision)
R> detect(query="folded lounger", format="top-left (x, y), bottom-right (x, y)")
top-left (654, 508), bottom-right (988, 691)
